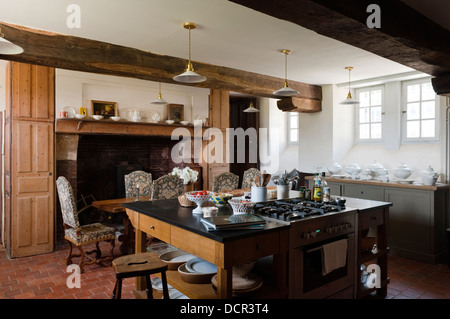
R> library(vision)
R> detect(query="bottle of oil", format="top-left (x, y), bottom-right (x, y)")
top-left (313, 173), bottom-right (323, 202)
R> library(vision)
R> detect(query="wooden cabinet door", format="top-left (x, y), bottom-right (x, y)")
top-left (6, 63), bottom-right (55, 257)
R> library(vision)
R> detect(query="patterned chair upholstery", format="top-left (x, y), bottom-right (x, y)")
top-left (212, 172), bottom-right (239, 193)
top-left (56, 176), bottom-right (116, 273)
top-left (241, 168), bottom-right (262, 188)
top-left (152, 174), bottom-right (184, 200)
top-left (124, 170), bottom-right (152, 198)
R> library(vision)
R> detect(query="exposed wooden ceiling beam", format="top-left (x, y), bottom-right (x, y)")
top-left (229, 0), bottom-right (450, 97)
top-left (0, 22), bottom-right (322, 112)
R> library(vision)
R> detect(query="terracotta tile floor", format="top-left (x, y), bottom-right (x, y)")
top-left (0, 241), bottom-right (449, 299)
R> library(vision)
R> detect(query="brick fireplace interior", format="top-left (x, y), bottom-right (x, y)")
top-left (55, 133), bottom-right (202, 245)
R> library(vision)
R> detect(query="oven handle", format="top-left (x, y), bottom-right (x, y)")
top-left (305, 237), bottom-right (352, 254)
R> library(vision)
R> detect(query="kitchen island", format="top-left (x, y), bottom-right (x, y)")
top-left (123, 199), bottom-right (290, 299)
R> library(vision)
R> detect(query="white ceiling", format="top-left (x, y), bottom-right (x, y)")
top-left (0, 0), bottom-right (443, 86)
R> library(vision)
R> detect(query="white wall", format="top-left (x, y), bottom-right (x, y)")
top-left (55, 69), bottom-right (210, 122)
top-left (259, 97), bottom-right (298, 175)
top-left (292, 80), bottom-right (447, 183)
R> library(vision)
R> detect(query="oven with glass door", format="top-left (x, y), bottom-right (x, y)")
top-left (288, 209), bottom-right (357, 299)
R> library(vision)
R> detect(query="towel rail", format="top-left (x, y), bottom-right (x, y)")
top-left (305, 237), bottom-right (351, 254)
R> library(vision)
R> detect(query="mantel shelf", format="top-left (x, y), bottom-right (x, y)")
top-left (55, 118), bottom-right (208, 137)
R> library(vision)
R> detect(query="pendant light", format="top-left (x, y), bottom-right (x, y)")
top-left (339, 66), bottom-right (360, 105)
top-left (151, 82), bottom-right (168, 105)
top-left (0, 27), bottom-right (23, 55)
top-left (243, 101), bottom-right (259, 113)
top-left (173, 22), bottom-right (206, 84)
top-left (273, 49), bottom-right (299, 96)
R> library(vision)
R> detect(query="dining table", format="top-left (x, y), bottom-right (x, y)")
top-left (92, 195), bottom-right (151, 254)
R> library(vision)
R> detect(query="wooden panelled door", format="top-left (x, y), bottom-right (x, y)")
top-left (5, 62), bottom-right (55, 257)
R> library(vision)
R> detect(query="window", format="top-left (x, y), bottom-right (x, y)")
top-left (287, 112), bottom-right (299, 144)
top-left (402, 79), bottom-right (438, 142)
top-left (356, 86), bottom-right (383, 142)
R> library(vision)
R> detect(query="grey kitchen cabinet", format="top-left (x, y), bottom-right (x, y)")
top-left (384, 188), bottom-right (447, 263)
top-left (343, 184), bottom-right (384, 201)
top-left (306, 176), bottom-right (449, 263)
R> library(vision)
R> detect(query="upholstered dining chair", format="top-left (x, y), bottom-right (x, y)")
top-left (124, 170), bottom-right (153, 198)
top-left (56, 176), bottom-right (116, 273)
top-left (212, 172), bottom-right (239, 193)
top-left (151, 174), bottom-right (184, 200)
top-left (241, 168), bottom-right (262, 189)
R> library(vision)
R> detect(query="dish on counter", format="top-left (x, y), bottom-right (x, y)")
top-left (63, 106), bottom-right (76, 118)
top-left (180, 121), bottom-right (189, 125)
top-left (92, 115), bottom-right (103, 120)
top-left (74, 114), bottom-right (85, 119)
top-left (331, 174), bottom-right (346, 179)
top-left (110, 116), bottom-right (120, 121)
top-left (186, 257), bottom-right (217, 274)
top-left (159, 249), bottom-right (196, 270)
top-left (165, 120), bottom-right (174, 124)
top-left (178, 262), bottom-right (216, 284)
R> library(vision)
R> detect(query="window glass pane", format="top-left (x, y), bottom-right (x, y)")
top-left (421, 101), bottom-right (435, 119)
top-left (290, 130), bottom-right (298, 142)
top-left (359, 124), bottom-right (370, 139)
top-left (422, 83), bottom-right (435, 100)
top-left (421, 120), bottom-right (435, 138)
top-left (359, 91), bottom-right (370, 107)
top-left (407, 84), bottom-right (421, 102)
top-left (359, 108), bottom-right (370, 123)
top-left (407, 103), bottom-right (420, 120)
top-left (407, 121), bottom-right (420, 138)
top-left (371, 106), bottom-right (382, 123)
top-left (371, 90), bottom-right (382, 106)
top-left (290, 116), bottom-right (298, 129)
top-left (371, 123), bottom-right (382, 139)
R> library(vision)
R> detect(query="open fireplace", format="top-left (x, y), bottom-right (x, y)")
top-left (55, 133), bottom-right (202, 245)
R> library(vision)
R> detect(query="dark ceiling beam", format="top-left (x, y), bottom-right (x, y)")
top-left (0, 22), bottom-right (322, 112)
top-left (229, 0), bottom-right (450, 97)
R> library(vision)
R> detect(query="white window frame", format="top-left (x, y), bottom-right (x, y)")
top-left (287, 112), bottom-right (299, 145)
top-left (355, 85), bottom-right (385, 144)
top-left (401, 78), bottom-right (439, 144)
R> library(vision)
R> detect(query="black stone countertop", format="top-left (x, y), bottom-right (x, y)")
top-left (123, 198), bottom-right (290, 243)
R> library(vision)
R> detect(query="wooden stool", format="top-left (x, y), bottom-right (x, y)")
top-left (112, 252), bottom-right (170, 299)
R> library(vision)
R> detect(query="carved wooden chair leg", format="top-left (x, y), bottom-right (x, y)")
top-left (110, 239), bottom-right (116, 258)
top-left (66, 240), bottom-right (74, 265)
top-left (95, 242), bottom-right (102, 259)
top-left (77, 245), bottom-right (86, 273)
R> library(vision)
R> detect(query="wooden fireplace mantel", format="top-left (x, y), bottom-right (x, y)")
top-left (55, 118), bottom-right (207, 137)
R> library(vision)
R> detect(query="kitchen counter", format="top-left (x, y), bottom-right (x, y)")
top-left (305, 175), bottom-right (450, 191)
top-left (124, 198), bottom-right (290, 299)
top-left (123, 199), bottom-right (290, 243)
top-left (343, 197), bottom-right (393, 212)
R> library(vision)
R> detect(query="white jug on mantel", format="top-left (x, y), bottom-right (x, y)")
top-left (131, 110), bottom-right (141, 122)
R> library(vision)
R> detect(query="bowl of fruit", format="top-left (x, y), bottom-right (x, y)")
top-left (210, 192), bottom-right (233, 206)
top-left (228, 198), bottom-right (255, 215)
top-left (185, 190), bottom-right (212, 215)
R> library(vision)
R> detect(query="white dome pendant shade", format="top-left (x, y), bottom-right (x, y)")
top-left (0, 28), bottom-right (23, 55)
top-left (273, 49), bottom-right (299, 97)
top-left (243, 101), bottom-right (259, 113)
top-left (173, 22), bottom-right (206, 84)
top-left (151, 82), bottom-right (168, 105)
top-left (340, 66), bottom-right (360, 105)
